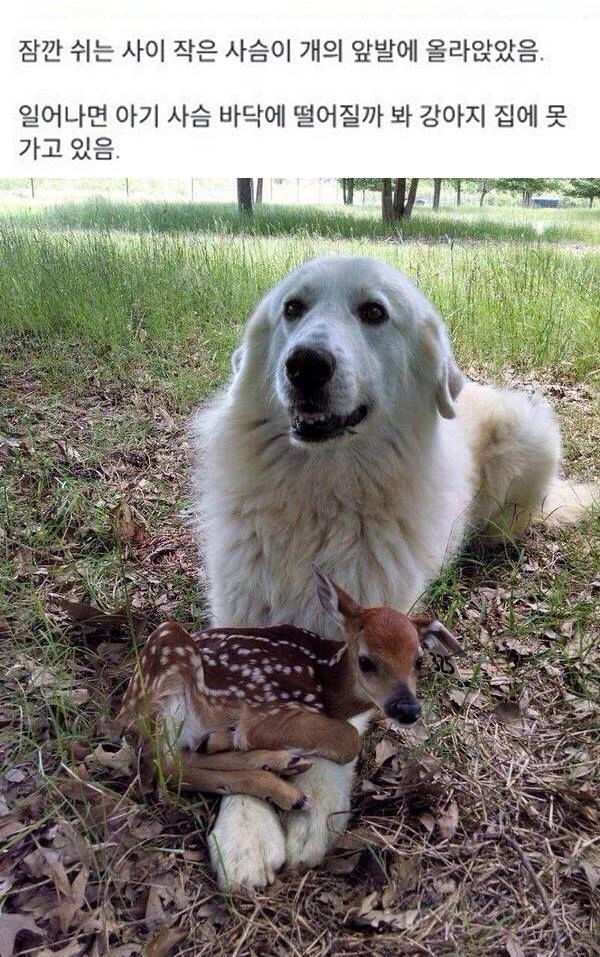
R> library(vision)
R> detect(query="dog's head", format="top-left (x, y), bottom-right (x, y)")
top-left (231, 256), bottom-right (464, 447)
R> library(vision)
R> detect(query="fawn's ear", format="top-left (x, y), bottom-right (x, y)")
top-left (412, 616), bottom-right (464, 656)
top-left (411, 616), bottom-right (464, 676)
top-left (312, 564), bottom-right (361, 622)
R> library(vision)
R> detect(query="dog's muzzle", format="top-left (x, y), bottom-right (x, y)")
top-left (290, 404), bottom-right (369, 443)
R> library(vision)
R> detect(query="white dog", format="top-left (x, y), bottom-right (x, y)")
top-left (193, 255), bottom-right (596, 889)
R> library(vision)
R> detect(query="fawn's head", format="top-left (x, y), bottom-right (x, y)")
top-left (313, 565), bottom-right (463, 725)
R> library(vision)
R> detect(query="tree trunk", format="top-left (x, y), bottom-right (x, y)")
top-left (404, 178), bottom-right (419, 220)
top-left (237, 178), bottom-right (253, 215)
top-left (590, 197), bottom-right (594, 207)
top-left (255, 178), bottom-right (263, 204)
top-left (479, 190), bottom-right (486, 206)
top-left (393, 178), bottom-right (406, 219)
top-left (456, 179), bottom-right (461, 206)
top-left (342, 179), bottom-right (355, 205)
top-left (432, 178), bottom-right (442, 210)
top-left (381, 178), bottom-right (394, 222)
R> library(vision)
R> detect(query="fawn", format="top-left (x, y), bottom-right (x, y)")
top-left (118, 566), bottom-right (463, 811)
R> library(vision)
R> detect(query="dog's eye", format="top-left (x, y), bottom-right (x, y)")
top-left (284, 299), bottom-right (306, 321)
top-left (358, 654), bottom-right (376, 675)
top-left (358, 302), bottom-right (387, 325)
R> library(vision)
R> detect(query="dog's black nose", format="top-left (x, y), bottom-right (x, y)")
top-left (385, 697), bottom-right (421, 725)
top-left (285, 346), bottom-right (336, 392)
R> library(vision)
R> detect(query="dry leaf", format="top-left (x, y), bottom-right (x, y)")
top-left (579, 851), bottom-right (600, 891)
top-left (374, 738), bottom-right (399, 768)
top-left (505, 933), bottom-right (526, 957)
top-left (503, 637), bottom-right (534, 658)
top-left (113, 500), bottom-right (146, 546)
top-left (13, 546), bottom-right (32, 578)
top-left (493, 700), bottom-right (524, 727)
top-left (437, 800), bottom-right (459, 840)
top-left (54, 597), bottom-right (144, 636)
top-left (45, 866), bottom-right (89, 933)
top-left (417, 812), bottom-right (436, 834)
top-left (144, 925), bottom-right (186, 957)
top-left (397, 720), bottom-right (430, 744)
top-left (565, 695), bottom-right (597, 718)
top-left (4, 768), bottom-right (27, 784)
top-left (0, 913), bottom-right (43, 957)
top-left (352, 906), bottom-right (419, 932)
top-left (448, 688), bottom-right (484, 709)
top-left (86, 742), bottom-right (137, 778)
top-left (326, 851), bottom-right (362, 875)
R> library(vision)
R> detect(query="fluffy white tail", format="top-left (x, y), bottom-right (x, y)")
top-left (537, 478), bottom-right (599, 528)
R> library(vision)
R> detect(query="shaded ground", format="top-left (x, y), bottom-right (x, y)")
top-left (0, 355), bottom-right (598, 957)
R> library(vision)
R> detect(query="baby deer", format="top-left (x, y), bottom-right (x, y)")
top-left (118, 566), bottom-right (463, 811)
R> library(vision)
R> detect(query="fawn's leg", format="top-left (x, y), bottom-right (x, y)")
top-left (187, 748), bottom-right (312, 776)
top-left (238, 710), bottom-right (360, 764)
top-left (165, 750), bottom-right (310, 811)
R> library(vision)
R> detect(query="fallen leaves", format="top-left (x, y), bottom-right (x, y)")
top-left (113, 500), bottom-right (147, 547)
top-left (578, 850), bottom-right (600, 891)
top-left (54, 597), bottom-right (145, 638)
top-left (0, 913), bottom-right (43, 957)
top-left (493, 699), bottom-right (528, 734)
top-left (86, 741), bottom-right (137, 778)
top-left (504, 932), bottom-right (526, 957)
top-left (436, 800), bottom-right (459, 840)
top-left (144, 925), bottom-right (186, 957)
top-left (349, 890), bottom-right (419, 933)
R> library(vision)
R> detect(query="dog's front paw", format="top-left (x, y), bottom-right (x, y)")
top-left (285, 759), bottom-right (353, 870)
top-left (208, 794), bottom-right (286, 890)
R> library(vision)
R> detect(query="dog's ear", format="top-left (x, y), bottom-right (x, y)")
top-left (436, 356), bottom-right (464, 419)
top-left (422, 318), bottom-right (464, 419)
top-left (312, 564), bottom-right (361, 622)
top-left (230, 346), bottom-right (244, 375)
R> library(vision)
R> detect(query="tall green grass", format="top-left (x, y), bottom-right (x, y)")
top-left (3, 198), bottom-right (600, 243)
top-left (0, 197), bottom-right (562, 243)
top-left (1, 224), bottom-right (598, 395)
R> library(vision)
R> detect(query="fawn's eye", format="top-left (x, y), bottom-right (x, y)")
top-left (358, 654), bottom-right (376, 675)
top-left (284, 299), bottom-right (307, 320)
top-left (358, 301), bottom-right (388, 325)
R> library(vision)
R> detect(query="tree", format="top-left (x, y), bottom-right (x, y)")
top-left (381, 178), bottom-right (394, 221)
top-left (353, 178), bottom-right (384, 192)
top-left (432, 178), bottom-right (442, 210)
top-left (255, 178), bottom-right (263, 205)
top-left (381, 178), bottom-right (419, 222)
top-left (453, 179), bottom-right (462, 206)
top-left (237, 178), bottom-right (253, 215)
top-left (339, 178), bottom-right (355, 204)
top-left (492, 178), bottom-right (559, 205)
top-left (566, 179), bottom-right (600, 207)
top-left (477, 179), bottom-right (493, 206)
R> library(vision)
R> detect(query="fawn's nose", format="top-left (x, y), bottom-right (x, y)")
top-left (385, 695), bottom-right (421, 725)
top-left (285, 346), bottom-right (336, 393)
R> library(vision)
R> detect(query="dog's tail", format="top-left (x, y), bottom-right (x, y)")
top-left (536, 478), bottom-right (599, 528)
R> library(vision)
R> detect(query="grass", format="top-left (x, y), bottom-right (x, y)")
top-left (3, 196), bottom-right (600, 245)
top-left (0, 199), bottom-right (599, 956)
top-left (1, 220), bottom-right (599, 386)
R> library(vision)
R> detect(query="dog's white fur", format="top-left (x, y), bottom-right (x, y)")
top-left (193, 255), bottom-right (597, 889)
